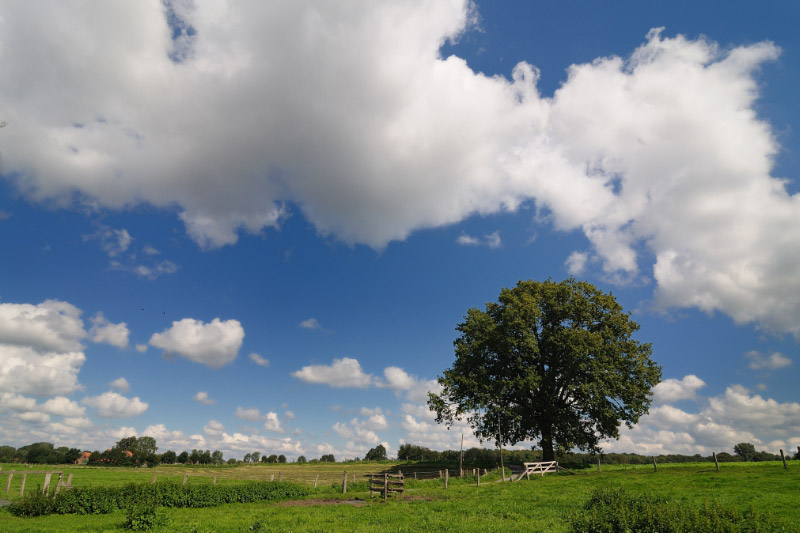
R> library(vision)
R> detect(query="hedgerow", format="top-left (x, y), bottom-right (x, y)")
top-left (9, 481), bottom-right (308, 518)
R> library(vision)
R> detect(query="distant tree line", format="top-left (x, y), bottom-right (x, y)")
top-left (396, 442), bottom-right (798, 468)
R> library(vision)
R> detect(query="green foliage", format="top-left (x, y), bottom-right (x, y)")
top-left (364, 444), bottom-right (387, 461)
top-left (266, 454), bottom-right (278, 463)
top-left (161, 450), bottom-right (177, 464)
top-left (569, 486), bottom-right (785, 532)
top-left (277, 454), bottom-right (287, 463)
top-left (296, 455), bottom-right (307, 463)
top-left (734, 443), bottom-right (757, 462)
top-left (177, 451), bottom-right (189, 463)
top-left (794, 447), bottom-right (800, 460)
top-left (429, 278), bottom-right (661, 461)
top-left (124, 500), bottom-right (164, 531)
top-left (9, 481), bottom-right (309, 518)
top-left (320, 454), bottom-right (336, 462)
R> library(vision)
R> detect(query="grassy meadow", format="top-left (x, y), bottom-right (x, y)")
top-left (0, 461), bottom-right (797, 532)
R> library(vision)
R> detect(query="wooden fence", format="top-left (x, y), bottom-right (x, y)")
top-left (3, 470), bottom-right (74, 495)
top-left (369, 473), bottom-right (404, 502)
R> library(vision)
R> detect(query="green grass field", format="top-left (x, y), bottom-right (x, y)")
top-left (1, 461), bottom-right (797, 532)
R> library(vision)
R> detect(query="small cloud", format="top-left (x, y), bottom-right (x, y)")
top-left (652, 375), bottom-right (706, 404)
top-left (110, 377), bottom-right (130, 392)
top-left (136, 344), bottom-right (148, 353)
top-left (142, 245), bottom-right (160, 255)
top-left (264, 411), bottom-right (284, 433)
top-left (565, 251), bottom-right (589, 275)
top-left (149, 317), bottom-right (244, 368)
top-left (235, 406), bottom-right (262, 421)
top-left (743, 350), bottom-right (792, 370)
top-left (284, 410), bottom-right (295, 420)
top-left (756, 383), bottom-right (768, 391)
top-left (133, 260), bottom-right (179, 280)
top-left (89, 312), bottom-right (129, 348)
top-left (194, 391), bottom-right (215, 405)
top-left (292, 357), bottom-right (375, 388)
top-left (0, 210), bottom-right (11, 221)
top-left (457, 231), bottom-right (501, 248)
top-left (84, 226), bottom-right (132, 257)
top-left (82, 391), bottom-right (148, 418)
top-left (299, 318), bottom-right (326, 331)
top-left (249, 353), bottom-right (270, 367)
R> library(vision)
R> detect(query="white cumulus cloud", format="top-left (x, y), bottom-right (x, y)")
top-left (193, 391), bottom-right (215, 405)
top-left (249, 353), bottom-right (270, 367)
top-left (652, 375), bottom-right (706, 404)
top-left (110, 377), bottom-right (130, 392)
top-left (89, 312), bottom-right (129, 348)
top-left (743, 350), bottom-right (792, 370)
top-left (149, 318), bottom-right (244, 368)
top-left (82, 391), bottom-right (148, 418)
top-left (292, 357), bottom-right (375, 388)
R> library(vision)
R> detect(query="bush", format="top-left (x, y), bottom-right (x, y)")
top-left (569, 487), bottom-right (785, 533)
top-left (124, 501), bottom-right (165, 531)
top-left (9, 481), bottom-right (309, 518)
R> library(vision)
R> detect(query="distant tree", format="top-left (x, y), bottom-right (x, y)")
top-left (243, 453), bottom-right (252, 463)
top-left (296, 455), bottom-right (307, 464)
top-left (200, 450), bottom-right (212, 464)
top-left (64, 448), bottom-right (82, 464)
top-left (177, 451), bottom-right (190, 464)
top-left (0, 445), bottom-right (16, 462)
top-left (115, 436), bottom-right (138, 452)
top-left (18, 442), bottom-right (58, 464)
top-left (794, 447), bottom-right (800, 460)
top-left (320, 454), bottom-right (336, 463)
top-left (429, 279), bottom-right (661, 461)
top-left (364, 444), bottom-right (387, 461)
top-left (715, 452), bottom-right (737, 462)
top-left (227, 458), bottom-right (237, 465)
top-left (267, 454), bottom-right (278, 463)
top-left (734, 443), bottom-right (757, 462)
top-left (252, 451), bottom-right (261, 463)
top-left (277, 454), bottom-right (286, 463)
top-left (161, 450), bottom-right (177, 464)
top-left (190, 449), bottom-right (201, 464)
top-left (212, 450), bottom-right (224, 464)
top-left (134, 436), bottom-right (158, 459)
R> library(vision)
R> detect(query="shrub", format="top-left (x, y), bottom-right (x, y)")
top-left (10, 480), bottom-right (309, 518)
top-left (124, 501), bottom-right (166, 531)
top-left (569, 486), bottom-right (785, 533)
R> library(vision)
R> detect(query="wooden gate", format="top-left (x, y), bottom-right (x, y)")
top-left (369, 473), bottom-right (404, 502)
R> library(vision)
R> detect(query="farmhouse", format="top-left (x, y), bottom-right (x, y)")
top-left (74, 451), bottom-right (91, 464)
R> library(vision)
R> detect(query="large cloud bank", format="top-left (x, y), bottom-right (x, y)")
top-left (1, 1), bottom-right (798, 333)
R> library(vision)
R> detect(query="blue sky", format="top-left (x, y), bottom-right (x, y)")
top-left (1, 0), bottom-right (799, 460)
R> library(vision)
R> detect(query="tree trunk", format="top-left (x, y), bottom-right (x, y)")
top-left (541, 429), bottom-right (555, 461)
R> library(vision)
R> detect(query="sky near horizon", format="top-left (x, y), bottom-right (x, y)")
top-left (1, 0), bottom-right (799, 460)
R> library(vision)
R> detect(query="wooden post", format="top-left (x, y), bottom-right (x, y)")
top-left (444, 468), bottom-right (449, 489)
top-left (19, 473), bottom-right (26, 496)
top-left (652, 457), bottom-right (658, 472)
top-left (270, 473), bottom-right (274, 481)
top-left (183, 474), bottom-right (188, 486)
top-left (484, 468), bottom-right (487, 476)
top-left (476, 468), bottom-right (480, 486)
top-left (383, 473), bottom-right (388, 503)
top-left (713, 452), bottom-right (720, 472)
top-left (414, 472), bottom-right (417, 480)
top-left (314, 474), bottom-right (319, 488)
top-left (597, 457), bottom-right (600, 473)
top-left (780, 449), bottom-right (787, 470)
top-left (213, 476), bottom-right (217, 484)
top-left (151, 475), bottom-right (157, 484)
top-left (5, 473), bottom-right (12, 493)
top-left (439, 470), bottom-right (442, 479)
top-left (279, 471), bottom-right (283, 481)
top-left (66, 473), bottom-right (73, 486)
top-left (342, 470), bottom-right (348, 494)
top-left (42, 473), bottom-right (52, 493)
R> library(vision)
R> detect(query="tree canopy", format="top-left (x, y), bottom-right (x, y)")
top-left (428, 278), bottom-right (661, 461)
top-left (364, 444), bottom-right (387, 461)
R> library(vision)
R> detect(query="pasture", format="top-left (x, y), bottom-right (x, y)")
top-left (1, 461), bottom-right (797, 531)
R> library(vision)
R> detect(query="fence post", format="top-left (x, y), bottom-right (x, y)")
top-left (713, 452), bottom-right (720, 472)
top-left (279, 471), bottom-right (283, 481)
top-left (67, 473), bottom-right (73, 486)
top-left (444, 468), bottom-right (449, 489)
top-left (476, 468), bottom-right (480, 486)
top-left (55, 473), bottom-right (64, 494)
top-left (42, 473), bottom-right (52, 493)
top-left (652, 457), bottom-right (658, 472)
top-left (213, 476), bottom-right (217, 484)
top-left (5, 473), bottom-right (12, 493)
top-left (439, 470), bottom-right (442, 479)
top-left (314, 474), bottom-right (319, 488)
top-left (414, 472), bottom-right (417, 480)
top-left (597, 457), bottom-right (600, 473)
top-left (342, 470), bottom-right (348, 494)
top-left (780, 449), bottom-right (787, 470)
top-left (270, 473), bottom-right (274, 481)
top-left (383, 473), bottom-right (388, 503)
top-left (151, 475), bottom-right (157, 484)
top-left (183, 474), bottom-right (188, 486)
top-left (19, 473), bottom-right (27, 496)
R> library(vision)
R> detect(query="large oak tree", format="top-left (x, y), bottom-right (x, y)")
top-left (428, 278), bottom-right (661, 461)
